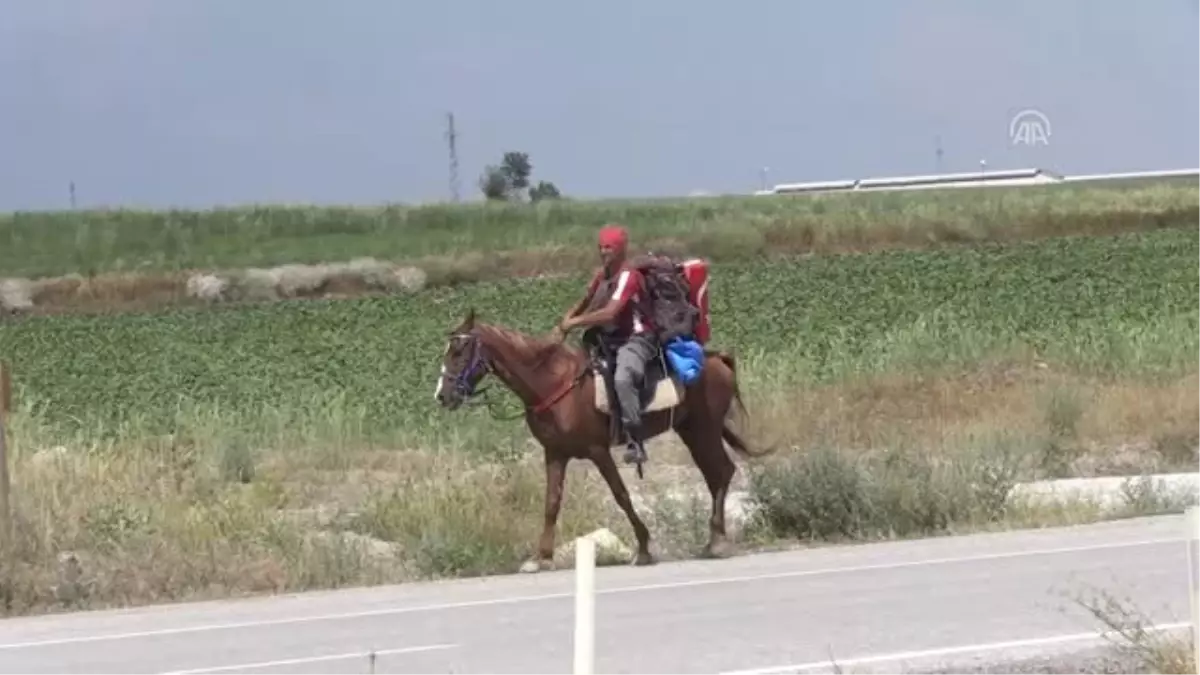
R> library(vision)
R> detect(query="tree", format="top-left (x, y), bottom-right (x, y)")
top-left (479, 166), bottom-right (510, 201)
top-left (529, 180), bottom-right (561, 202)
top-left (499, 152), bottom-right (532, 191)
top-left (477, 150), bottom-right (562, 202)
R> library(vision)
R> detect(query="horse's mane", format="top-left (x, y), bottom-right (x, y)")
top-left (477, 322), bottom-right (580, 361)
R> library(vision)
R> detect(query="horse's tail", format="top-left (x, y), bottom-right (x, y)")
top-left (712, 349), bottom-right (776, 459)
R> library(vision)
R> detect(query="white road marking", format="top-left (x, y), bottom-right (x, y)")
top-left (720, 622), bottom-right (1192, 674)
top-left (0, 536), bottom-right (1182, 651)
top-left (161, 642), bottom-right (457, 674)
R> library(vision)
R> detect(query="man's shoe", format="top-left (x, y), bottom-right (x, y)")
top-left (622, 426), bottom-right (648, 465)
top-left (623, 440), bottom-right (647, 465)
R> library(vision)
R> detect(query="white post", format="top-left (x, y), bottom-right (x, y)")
top-left (1186, 506), bottom-right (1199, 670)
top-left (574, 536), bottom-right (596, 675)
top-left (0, 362), bottom-right (10, 555)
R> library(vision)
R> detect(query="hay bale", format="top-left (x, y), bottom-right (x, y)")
top-left (230, 268), bottom-right (282, 302)
top-left (0, 278), bottom-right (33, 312)
top-left (341, 257), bottom-right (393, 285)
top-left (185, 273), bottom-right (230, 302)
top-left (336, 257), bottom-right (428, 293)
top-left (271, 263), bottom-right (332, 297)
top-left (389, 265), bottom-right (427, 292)
top-left (184, 257), bottom-right (429, 305)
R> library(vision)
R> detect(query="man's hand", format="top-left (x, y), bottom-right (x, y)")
top-left (550, 318), bottom-right (574, 343)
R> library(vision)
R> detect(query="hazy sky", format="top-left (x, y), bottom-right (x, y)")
top-left (1, 0), bottom-right (1197, 210)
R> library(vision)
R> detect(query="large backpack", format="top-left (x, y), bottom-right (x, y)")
top-left (628, 254), bottom-right (699, 344)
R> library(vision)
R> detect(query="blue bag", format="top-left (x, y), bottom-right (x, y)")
top-left (664, 337), bottom-right (706, 386)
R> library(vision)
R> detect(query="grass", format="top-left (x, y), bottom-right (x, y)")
top-left (0, 404), bottom-right (706, 613)
top-left (1, 367), bottom-right (1195, 617)
top-left (0, 374), bottom-right (1193, 617)
top-left (0, 222), bottom-right (1195, 618)
top-left (1071, 585), bottom-right (1197, 674)
top-left (0, 178), bottom-right (1195, 314)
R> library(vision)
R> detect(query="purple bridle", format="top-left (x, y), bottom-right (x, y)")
top-left (448, 330), bottom-right (491, 399)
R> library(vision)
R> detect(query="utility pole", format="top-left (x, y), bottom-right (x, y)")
top-left (445, 112), bottom-right (460, 202)
top-left (69, 181), bottom-right (76, 209)
top-left (934, 135), bottom-right (944, 173)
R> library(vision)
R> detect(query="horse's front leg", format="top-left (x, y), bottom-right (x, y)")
top-left (591, 444), bottom-right (654, 565)
top-left (520, 449), bottom-right (568, 573)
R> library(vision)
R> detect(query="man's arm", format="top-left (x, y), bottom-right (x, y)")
top-left (562, 291), bottom-right (593, 324)
top-left (559, 269), bottom-right (602, 327)
top-left (564, 268), bottom-right (640, 331)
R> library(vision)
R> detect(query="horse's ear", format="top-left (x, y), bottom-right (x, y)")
top-left (464, 307), bottom-right (476, 328)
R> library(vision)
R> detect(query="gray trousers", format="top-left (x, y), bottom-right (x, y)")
top-left (613, 332), bottom-right (659, 434)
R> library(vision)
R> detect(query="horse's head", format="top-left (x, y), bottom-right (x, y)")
top-left (434, 308), bottom-right (491, 410)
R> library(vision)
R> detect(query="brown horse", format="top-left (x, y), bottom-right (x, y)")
top-left (434, 307), bottom-right (774, 572)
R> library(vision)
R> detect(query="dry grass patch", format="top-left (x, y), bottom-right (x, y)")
top-left (719, 360), bottom-right (1199, 545)
top-left (33, 272), bottom-right (190, 311)
top-left (738, 365), bottom-right (1199, 480)
top-left (0, 424), bottom-right (671, 617)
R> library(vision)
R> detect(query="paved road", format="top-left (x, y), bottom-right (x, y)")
top-left (0, 515), bottom-right (1193, 674)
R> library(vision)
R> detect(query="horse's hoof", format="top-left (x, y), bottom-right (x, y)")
top-left (519, 559), bottom-right (552, 574)
top-left (701, 540), bottom-right (734, 559)
top-left (633, 551), bottom-right (656, 566)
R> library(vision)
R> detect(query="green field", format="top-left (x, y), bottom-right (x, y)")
top-left (0, 179), bottom-right (1196, 279)
top-left (1, 219), bottom-right (1196, 619)
top-left (1, 226), bottom-right (1195, 452)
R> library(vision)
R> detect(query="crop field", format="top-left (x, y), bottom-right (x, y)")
top-left (0, 226), bottom-right (1195, 445)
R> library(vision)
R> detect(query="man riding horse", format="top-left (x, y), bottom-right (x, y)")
top-left (551, 224), bottom-right (657, 466)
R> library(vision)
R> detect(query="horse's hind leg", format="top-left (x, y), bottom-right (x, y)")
top-left (676, 418), bottom-right (736, 559)
top-left (591, 446), bottom-right (654, 565)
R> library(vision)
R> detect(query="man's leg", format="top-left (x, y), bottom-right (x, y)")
top-left (613, 333), bottom-right (658, 464)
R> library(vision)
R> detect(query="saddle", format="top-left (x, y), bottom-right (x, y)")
top-left (582, 328), bottom-right (685, 448)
